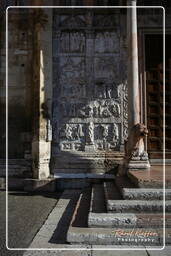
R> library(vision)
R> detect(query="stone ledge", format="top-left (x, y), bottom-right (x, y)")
top-left (122, 188), bottom-right (171, 200)
top-left (67, 226), bottom-right (163, 245)
top-left (54, 172), bottom-right (115, 179)
top-left (88, 213), bottom-right (137, 228)
top-left (107, 200), bottom-right (171, 213)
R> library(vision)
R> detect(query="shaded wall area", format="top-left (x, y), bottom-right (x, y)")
top-left (0, 9), bottom-right (33, 159)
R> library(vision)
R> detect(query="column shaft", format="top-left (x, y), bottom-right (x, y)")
top-left (127, 0), bottom-right (140, 130)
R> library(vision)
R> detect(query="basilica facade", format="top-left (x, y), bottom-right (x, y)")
top-left (0, 0), bottom-right (171, 189)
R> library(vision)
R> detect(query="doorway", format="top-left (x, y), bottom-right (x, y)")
top-left (145, 34), bottom-right (171, 159)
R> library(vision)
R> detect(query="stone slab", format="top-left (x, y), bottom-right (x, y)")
top-left (88, 213), bottom-right (137, 228)
top-left (122, 188), bottom-right (171, 200)
top-left (107, 200), bottom-right (171, 213)
top-left (92, 247), bottom-right (148, 256)
top-left (29, 189), bottom-right (81, 248)
top-left (128, 166), bottom-right (171, 188)
top-left (23, 246), bottom-right (91, 256)
top-left (54, 173), bottom-right (115, 179)
top-left (67, 227), bottom-right (161, 245)
top-left (146, 246), bottom-right (171, 256)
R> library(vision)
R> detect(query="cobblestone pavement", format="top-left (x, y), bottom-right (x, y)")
top-left (0, 190), bottom-right (171, 256)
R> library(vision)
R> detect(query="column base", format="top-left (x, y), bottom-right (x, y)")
top-left (32, 140), bottom-right (51, 179)
top-left (127, 159), bottom-right (151, 170)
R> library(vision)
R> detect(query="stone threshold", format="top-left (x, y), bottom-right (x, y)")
top-left (54, 173), bottom-right (115, 179)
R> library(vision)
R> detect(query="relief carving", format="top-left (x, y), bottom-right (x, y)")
top-left (60, 32), bottom-right (69, 53)
top-left (94, 15), bottom-right (117, 27)
top-left (112, 123), bottom-right (119, 141)
top-left (59, 15), bottom-right (86, 27)
top-left (70, 32), bottom-right (85, 53)
top-left (95, 32), bottom-right (119, 53)
top-left (53, 16), bottom-right (126, 153)
top-left (86, 122), bottom-right (94, 145)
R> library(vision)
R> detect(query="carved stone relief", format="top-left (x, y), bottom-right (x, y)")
top-left (54, 122), bottom-right (120, 152)
top-left (52, 13), bottom-right (128, 154)
top-left (94, 57), bottom-right (119, 82)
top-left (95, 32), bottom-right (119, 53)
top-left (59, 100), bottom-right (121, 119)
top-left (60, 31), bottom-right (85, 53)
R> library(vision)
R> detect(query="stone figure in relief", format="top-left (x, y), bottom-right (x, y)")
top-left (86, 122), bottom-right (94, 145)
top-left (112, 123), bottom-right (119, 141)
top-left (110, 102), bottom-right (121, 117)
top-left (102, 125), bottom-right (109, 139)
top-left (125, 123), bottom-right (148, 160)
top-left (76, 124), bottom-right (84, 139)
top-left (65, 124), bottom-right (73, 140)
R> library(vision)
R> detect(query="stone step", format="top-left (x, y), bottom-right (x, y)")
top-left (122, 188), bottom-right (171, 200)
top-left (67, 226), bottom-right (169, 245)
top-left (88, 213), bottom-right (137, 228)
top-left (89, 183), bottom-right (107, 213)
top-left (88, 213), bottom-right (171, 228)
top-left (107, 200), bottom-right (171, 213)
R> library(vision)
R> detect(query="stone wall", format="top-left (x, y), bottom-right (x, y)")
top-left (0, 8), bottom-right (33, 177)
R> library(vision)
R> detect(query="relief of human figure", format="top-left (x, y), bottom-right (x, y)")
top-left (102, 125), bottom-right (109, 139)
top-left (110, 102), bottom-right (121, 117)
top-left (75, 124), bottom-right (84, 139)
top-left (112, 123), bottom-right (119, 141)
top-left (65, 124), bottom-right (73, 140)
top-left (86, 122), bottom-right (94, 145)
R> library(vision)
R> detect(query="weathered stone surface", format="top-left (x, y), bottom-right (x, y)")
top-left (88, 213), bottom-right (137, 228)
top-left (107, 200), bottom-right (171, 213)
top-left (67, 227), bottom-right (161, 245)
top-left (122, 188), bottom-right (171, 200)
top-left (29, 189), bottom-right (80, 248)
top-left (51, 10), bottom-right (128, 174)
top-left (24, 247), bottom-right (91, 256)
top-left (146, 246), bottom-right (171, 256)
top-left (92, 247), bottom-right (148, 256)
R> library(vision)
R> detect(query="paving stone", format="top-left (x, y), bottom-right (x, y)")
top-left (92, 248), bottom-right (148, 256)
top-left (24, 247), bottom-right (91, 256)
top-left (146, 246), bottom-right (171, 256)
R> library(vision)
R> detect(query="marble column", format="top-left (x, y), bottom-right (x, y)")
top-left (31, 2), bottom-right (53, 179)
top-left (127, 0), bottom-right (140, 130)
top-left (126, 0), bottom-right (150, 169)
